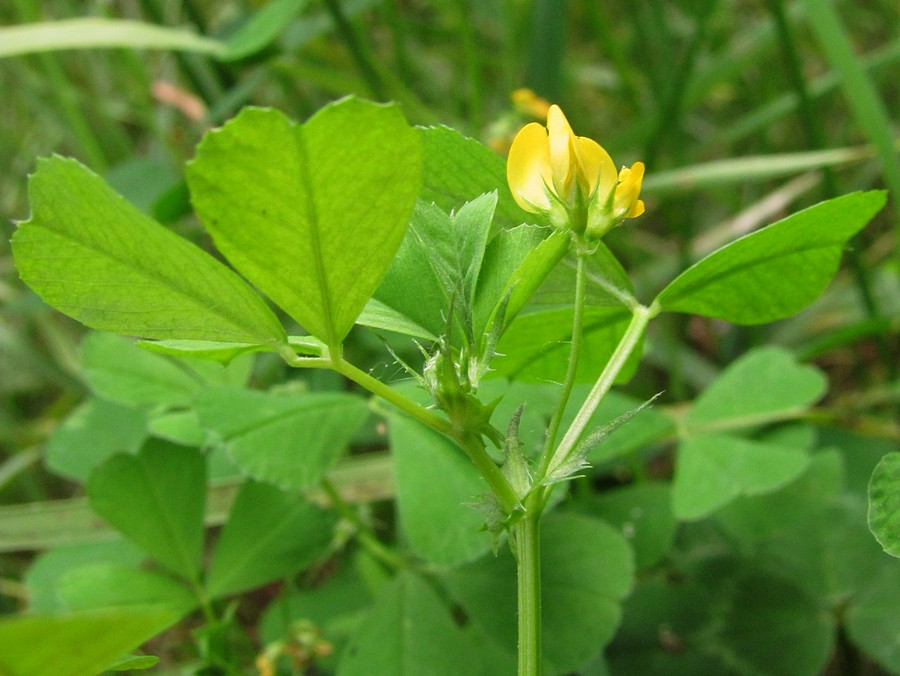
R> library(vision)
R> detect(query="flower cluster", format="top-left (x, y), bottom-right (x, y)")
top-left (507, 104), bottom-right (645, 240)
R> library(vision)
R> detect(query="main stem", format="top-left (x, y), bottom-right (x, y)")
top-left (334, 358), bottom-right (521, 513)
top-left (515, 507), bottom-right (542, 676)
top-left (514, 303), bottom-right (653, 674)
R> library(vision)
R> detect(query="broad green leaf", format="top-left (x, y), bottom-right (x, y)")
top-left (0, 607), bottom-right (178, 676)
top-left (608, 564), bottom-right (832, 676)
top-left (45, 397), bottom-right (147, 483)
top-left (13, 157), bottom-right (288, 346)
top-left (80, 332), bottom-right (201, 408)
top-left (771, 495), bottom-right (887, 607)
top-left (868, 452), bottom-right (900, 558)
top-left (338, 571), bottom-right (479, 676)
top-left (372, 203), bottom-right (460, 340)
top-left (845, 562), bottom-right (900, 673)
top-left (672, 434), bottom-right (810, 520)
top-left (485, 229), bottom-right (570, 334)
top-left (356, 298), bottom-right (438, 341)
top-left (187, 99), bottom-right (422, 348)
top-left (206, 481), bottom-right (336, 599)
top-left (419, 125), bottom-right (530, 229)
top-left (444, 513), bottom-right (634, 673)
top-left (449, 193), bottom-right (497, 309)
top-left (716, 448), bottom-right (844, 546)
top-left (137, 334), bottom-right (326, 364)
top-left (388, 414), bottom-right (492, 566)
top-left (492, 306), bottom-right (636, 383)
top-left (58, 564), bottom-right (197, 616)
top-left (373, 193), bottom-right (496, 341)
top-left (219, 0), bottom-right (307, 61)
top-left (472, 223), bottom-right (548, 338)
top-left (0, 18), bottom-right (224, 59)
top-left (196, 387), bottom-right (368, 491)
top-left (147, 410), bottom-right (207, 447)
top-left (574, 483), bottom-right (676, 570)
top-left (686, 347), bottom-right (827, 431)
top-left (529, 242), bottom-right (636, 310)
top-left (87, 440), bottom-right (206, 582)
top-left (26, 541), bottom-right (144, 613)
top-left (713, 450), bottom-right (889, 606)
top-left (655, 191), bottom-right (886, 324)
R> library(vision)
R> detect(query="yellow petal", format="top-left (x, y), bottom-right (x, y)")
top-left (546, 105), bottom-right (576, 200)
top-left (507, 121), bottom-right (553, 213)
top-left (614, 162), bottom-right (645, 217)
top-left (627, 199), bottom-right (645, 218)
top-left (576, 136), bottom-right (616, 203)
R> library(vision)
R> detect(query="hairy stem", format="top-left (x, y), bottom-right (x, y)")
top-left (515, 508), bottom-right (542, 676)
top-left (334, 358), bottom-right (521, 513)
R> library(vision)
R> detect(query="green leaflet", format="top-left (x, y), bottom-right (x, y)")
top-left (80, 332), bottom-right (202, 408)
top-left (493, 306), bottom-right (637, 384)
top-left (672, 434), bottom-right (810, 521)
top-left (868, 452), bottom-right (900, 558)
top-left (206, 481), bottom-right (336, 599)
top-left (608, 564), bottom-right (833, 676)
top-left (655, 191), bottom-right (886, 324)
top-left (388, 413), bottom-right (493, 566)
top-left (195, 388), bottom-right (369, 492)
top-left (25, 541), bottom-right (145, 614)
top-left (87, 440), bottom-right (207, 583)
top-left (12, 157), bottom-right (287, 347)
top-left (0, 608), bottom-right (178, 676)
top-left (339, 572), bottom-right (480, 676)
top-left (686, 347), bottom-right (827, 431)
top-left (418, 125), bottom-right (531, 229)
top-left (45, 398), bottom-right (147, 483)
top-left (58, 564), bottom-right (198, 616)
top-left (187, 98), bottom-right (422, 349)
top-left (373, 194), bottom-right (496, 342)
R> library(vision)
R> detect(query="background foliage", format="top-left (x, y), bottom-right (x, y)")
top-left (1, 1), bottom-right (897, 674)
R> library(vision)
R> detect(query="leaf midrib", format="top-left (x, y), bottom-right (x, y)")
top-left (293, 126), bottom-right (337, 349)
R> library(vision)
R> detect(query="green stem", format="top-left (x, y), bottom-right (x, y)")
top-left (515, 509), bottom-right (542, 676)
top-left (536, 250), bottom-right (588, 479)
top-left (334, 358), bottom-right (453, 435)
top-left (456, 432), bottom-right (523, 514)
top-left (334, 359), bottom-right (521, 514)
top-left (320, 478), bottom-right (406, 571)
top-left (545, 304), bottom-right (654, 482)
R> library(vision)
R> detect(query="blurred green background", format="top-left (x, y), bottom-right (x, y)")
top-left (1, 0), bottom-right (897, 658)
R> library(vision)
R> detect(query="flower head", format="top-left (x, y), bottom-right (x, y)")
top-left (506, 104), bottom-right (644, 238)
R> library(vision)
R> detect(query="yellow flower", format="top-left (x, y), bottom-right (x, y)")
top-left (511, 88), bottom-right (551, 120)
top-left (506, 104), bottom-right (645, 238)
